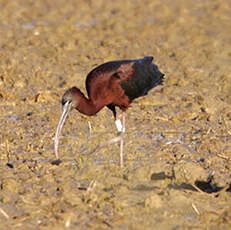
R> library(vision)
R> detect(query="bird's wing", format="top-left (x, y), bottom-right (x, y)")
top-left (113, 62), bottom-right (136, 82)
top-left (85, 61), bottom-right (135, 97)
top-left (107, 62), bottom-right (136, 92)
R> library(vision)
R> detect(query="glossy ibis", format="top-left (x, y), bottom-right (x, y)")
top-left (54, 56), bottom-right (164, 167)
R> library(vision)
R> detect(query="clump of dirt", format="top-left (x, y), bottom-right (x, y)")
top-left (0, 0), bottom-right (231, 229)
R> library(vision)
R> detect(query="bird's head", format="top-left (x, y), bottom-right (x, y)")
top-left (61, 86), bottom-right (81, 109)
top-left (54, 86), bottom-right (81, 159)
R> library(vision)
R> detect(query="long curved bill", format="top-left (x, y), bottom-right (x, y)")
top-left (54, 101), bottom-right (72, 159)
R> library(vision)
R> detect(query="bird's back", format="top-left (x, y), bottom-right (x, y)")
top-left (85, 56), bottom-right (164, 108)
top-left (85, 59), bottom-right (132, 97)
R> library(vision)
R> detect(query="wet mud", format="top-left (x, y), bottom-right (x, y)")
top-left (0, 0), bottom-right (231, 229)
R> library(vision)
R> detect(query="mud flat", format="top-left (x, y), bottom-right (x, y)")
top-left (0, 0), bottom-right (231, 229)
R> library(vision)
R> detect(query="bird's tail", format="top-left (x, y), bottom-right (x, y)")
top-left (137, 56), bottom-right (164, 87)
top-left (120, 56), bottom-right (164, 101)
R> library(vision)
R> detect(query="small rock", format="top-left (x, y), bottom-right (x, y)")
top-left (6, 163), bottom-right (14, 168)
top-left (51, 159), bottom-right (62, 165)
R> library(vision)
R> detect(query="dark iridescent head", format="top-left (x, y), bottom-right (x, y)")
top-left (61, 87), bottom-right (81, 108)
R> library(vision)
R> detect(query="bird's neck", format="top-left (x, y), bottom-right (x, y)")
top-left (74, 90), bottom-right (103, 116)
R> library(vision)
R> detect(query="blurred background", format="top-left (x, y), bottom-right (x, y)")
top-left (0, 0), bottom-right (231, 229)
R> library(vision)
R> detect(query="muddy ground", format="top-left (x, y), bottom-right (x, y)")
top-left (0, 0), bottom-right (231, 229)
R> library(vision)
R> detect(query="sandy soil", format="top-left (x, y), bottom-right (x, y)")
top-left (0, 0), bottom-right (231, 229)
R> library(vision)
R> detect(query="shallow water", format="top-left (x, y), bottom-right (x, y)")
top-left (0, 0), bottom-right (231, 229)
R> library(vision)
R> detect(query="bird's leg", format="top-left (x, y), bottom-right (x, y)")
top-left (108, 104), bottom-right (123, 133)
top-left (90, 106), bottom-right (125, 167)
top-left (122, 110), bottom-right (125, 133)
top-left (113, 108), bottom-right (126, 167)
top-left (119, 111), bottom-right (125, 167)
top-left (92, 135), bottom-right (122, 152)
top-left (115, 119), bottom-right (123, 133)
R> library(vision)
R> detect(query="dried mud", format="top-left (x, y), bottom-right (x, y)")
top-left (0, 0), bottom-right (231, 229)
